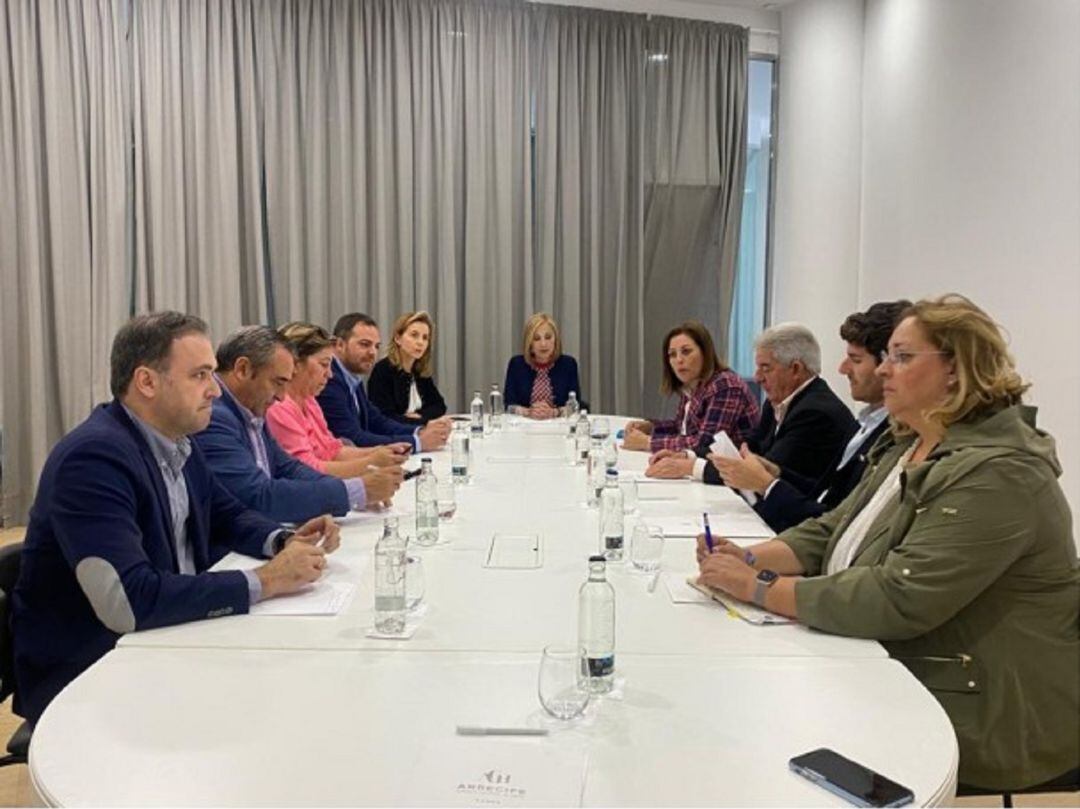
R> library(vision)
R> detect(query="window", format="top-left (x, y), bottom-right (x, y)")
top-left (728, 57), bottom-right (776, 378)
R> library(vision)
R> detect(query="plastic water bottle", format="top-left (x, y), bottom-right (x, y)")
top-left (451, 424), bottom-right (470, 483)
top-left (586, 437), bottom-right (605, 507)
top-left (578, 555), bottom-right (615, 694)
top-left (575, 409), bottom-right (591, 465)
top-left (374, 517), bottom-right (407, 634)
top-left (415, 458), bottom-right (439, 546)
top-left (470, 391), bottom-right (484, 440)
top-left (599, 469), bottom-right (624, 560)
top-left (565, 391), bottom-right (580, 421)
top-left (488, 383), bottom-right (504, 432)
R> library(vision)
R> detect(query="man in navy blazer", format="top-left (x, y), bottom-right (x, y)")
top-left (704, 303), bottom-right (910, 532)
top-left (12, 313), bottom-right (339, 725)
top-left (193, 326), bottom-right (402, 523)
top-left (318, 313), bottom-right (450, 451)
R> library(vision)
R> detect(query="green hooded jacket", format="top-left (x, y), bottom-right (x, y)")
top-left (780, 404), bottom-right (1079, 790)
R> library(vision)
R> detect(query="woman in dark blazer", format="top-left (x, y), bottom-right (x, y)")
top-left (503, 313), bottom-right (584, 418)
top-left (367, 311), bottom-right (447, 425)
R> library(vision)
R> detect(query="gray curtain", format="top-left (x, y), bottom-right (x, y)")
top-left (0, 0), bottom-right (131, 523)
top-left (0, 0), bottom-right (747, 524)
top-left (532, 5), bottom-right (646, 416)
top-left (641, 17), bottom-right (748, 419)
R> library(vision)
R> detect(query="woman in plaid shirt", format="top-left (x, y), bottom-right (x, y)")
top-left (623, 321), bottom-right (760, 454)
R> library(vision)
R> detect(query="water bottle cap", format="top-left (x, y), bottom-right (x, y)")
top-left (605, 468), bottom-right (618, 478)
top-left (588, 554), bottom-right (606, 563)
top-left (421, 457), bottom-right (433, 467)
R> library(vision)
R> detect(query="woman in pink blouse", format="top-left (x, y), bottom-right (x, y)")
top-left (267, 322), bottom-right (407, 478)
top-left (623, 321), bottom-right (760, 454)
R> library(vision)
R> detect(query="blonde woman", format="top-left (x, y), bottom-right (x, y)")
top-left (367, 311), bottom-right (447, 425)
top-left (503, 313), bottom-right (584, 419)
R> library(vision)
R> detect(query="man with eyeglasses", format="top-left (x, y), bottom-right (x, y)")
top-left (705, 301), bottom-right (911, 531)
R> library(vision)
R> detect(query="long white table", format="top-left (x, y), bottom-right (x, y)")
top-left (29, 416), bottom-right (958, 806)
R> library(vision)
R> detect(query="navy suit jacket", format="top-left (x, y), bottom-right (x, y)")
top-left (193, 389), bottom-right (350, 523)
top-left (12, 401), bottom-right (280, 725)
top-left (753, 417), bottom-right (890, 533)
top-left (700, 377), bottom-right (857, 487)
top-left (503, 354), bottom-right (585, 410)
top-left (318, 356), bottom-right (419, 448)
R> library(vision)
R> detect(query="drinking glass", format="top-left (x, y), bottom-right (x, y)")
top-left (590, 416), bottom-right (611, 442)
top-left (405, 555), bottom-right (425, 612)
top-left (630, 523), bottom-right (664, 572)
top-left (437, 478), bottom-right (457, 520)
top-left (538, 645), bottom-right (590, 721)
top-left (619, 478), bottom-right (638, 514)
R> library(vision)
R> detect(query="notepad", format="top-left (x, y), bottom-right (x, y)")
top-left (484, 534), bottom-right (543, 569)
top-left (646, 512), bottom-right (774, 539)
top-left (687, 577), bottom-right (794, 625)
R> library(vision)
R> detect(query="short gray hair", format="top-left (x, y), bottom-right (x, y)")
top-left (754, 322), bottom-right (821, 375)
top-left (216, 326), bottom-right (292, 373)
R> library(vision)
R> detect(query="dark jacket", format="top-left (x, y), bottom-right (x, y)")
top-left (701, 376), bottom-right (856, 486)
top-left (317, 356), bottom-right (419, 449)
top-left (503, 354), bottom-right (584, 410)
top-left (366, 357), bottom-right (447, 425)
top-left (755, 416), bottom-right (890, 533)
top-left (783, 405), bottom-right (1079, 790)
top-left (193, 386), bottom-right (350, 523)
top-left (12, 401), bottom-right (280, 724)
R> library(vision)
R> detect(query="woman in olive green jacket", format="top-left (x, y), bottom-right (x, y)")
top-left (698, 295), bottom-right (1078, 792)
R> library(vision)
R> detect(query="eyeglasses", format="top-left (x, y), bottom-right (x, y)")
top-left (878, 350), bottom-right (951, 366)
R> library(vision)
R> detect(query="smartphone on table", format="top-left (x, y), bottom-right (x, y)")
top-left (789, 748), bottom-right (914, 807)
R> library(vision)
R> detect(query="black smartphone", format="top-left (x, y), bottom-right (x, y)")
top-left (789, 749), bottom-right (914, 807)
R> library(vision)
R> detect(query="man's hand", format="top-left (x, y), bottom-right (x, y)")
top-left (361, 465), bottom-right (404, 506)
top-left (256, 541), bottom-right (326, 600)
top-left (419, 418), bottom-right (451, 450)
top-left (707, 443), bottom-right (776, 493)
top-left (646, 455), bottom-right (693, 478)
top-left (291, 514), bottom-right (341, 553)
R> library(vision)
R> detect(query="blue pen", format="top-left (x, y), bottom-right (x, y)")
top-left (703, 512), bottom-right (714, 553)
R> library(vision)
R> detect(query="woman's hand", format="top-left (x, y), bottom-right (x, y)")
top-left (529, 402), bottom-right (559, 420)
top-left (698, 552), bottom-right (757, 603)
top-left (695, 532), bottom-right (752, 566)
top-left (646, 454), bottom-right (693, 478)
top-left (622, 426), bottom-right (651, 451)
top-left (624, 419), bottom-right (653, 435)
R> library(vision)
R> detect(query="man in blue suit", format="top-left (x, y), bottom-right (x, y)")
top-left (194, 326), bottom-right (403, 523)
top-left (319, 313), bottom-right (451, 451)
top-left (12, 312), bottom-right (341, 725)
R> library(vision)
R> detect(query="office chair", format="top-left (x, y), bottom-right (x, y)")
top-left (0, 542), bottom-right (30, 767)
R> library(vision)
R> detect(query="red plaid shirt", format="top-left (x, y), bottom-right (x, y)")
top-left (650, 369), bottom-right (760, 453)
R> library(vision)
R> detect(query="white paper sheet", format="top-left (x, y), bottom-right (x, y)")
top-left (646, 512), bottom-right (774, 539)
top-left (687, 578), bottom-right (795, 625)
top-left (708, 430), bottom-right (759, 505)
top-left (212, 553), bottom-right (358, 616)
top-left (663, 572), bottom-right (712, 604)
top-left (402, 737), bottom-right (588, 807)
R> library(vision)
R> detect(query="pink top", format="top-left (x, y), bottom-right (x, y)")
top-left (265, 395), bottom-right (343, 473)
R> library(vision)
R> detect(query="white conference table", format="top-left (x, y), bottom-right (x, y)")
top-left (29, 415), bottom-right (959, 806)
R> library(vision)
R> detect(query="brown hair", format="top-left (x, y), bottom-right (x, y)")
top-left (901, 294), bottom-right (1028, 430)
top-left (386, 311), bottom-right (435, 377)
top-left (660, 321), bottom-right (726, 395)
top-left (521, 313), bottom-right (562, 367)
top-left (276, 322), bottom-right (334, 362)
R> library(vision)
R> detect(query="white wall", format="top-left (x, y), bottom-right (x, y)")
top-left (772, 0), bottom-right (865, 397)
top-left (774, 0), bottom-right (1080, 528)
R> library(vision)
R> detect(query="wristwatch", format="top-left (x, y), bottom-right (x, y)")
top-left (272, 530), bottom-right (295, 555)
top-left (752, 569), bottom-right (779, 607)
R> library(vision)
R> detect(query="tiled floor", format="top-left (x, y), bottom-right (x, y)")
top-left (0, 525), bottom-right (1073, 807)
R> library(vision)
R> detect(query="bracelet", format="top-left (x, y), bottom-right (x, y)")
top-left (744, 550), bottom-right (757, 567)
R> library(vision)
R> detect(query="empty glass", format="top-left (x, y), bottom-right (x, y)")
top-left (538, 644), bottom-right (591, 721)
top-left (437, 478), bottom-right (457, 520)
top-left (405, 555), bottom-right (425, 612)
top-left (619, 478), bottom-right (638, 514)
top-left (630, 523), bottom-right (664, 572)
